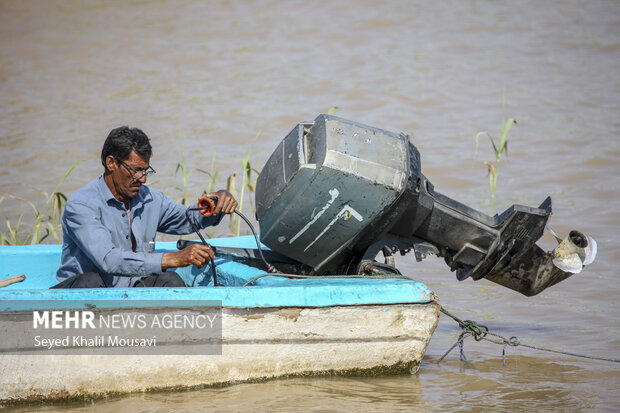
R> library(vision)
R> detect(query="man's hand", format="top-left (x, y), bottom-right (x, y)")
top-left (202, 190), bottom-right (237, 215)
top-left (161, 244), bottom-right (215, 270)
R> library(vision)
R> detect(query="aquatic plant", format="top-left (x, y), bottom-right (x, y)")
top-left (174, 128), bottom-right (221, 206)
top-left (0, 162), bottom-right (80, 245)
top-left (173, 127), bottom-right (261, 237)
top-left (475, 96), bottom-right (516, 215)
top-left (171, 131), bottom-right (220, 239)
top-left (175, 131), bottom-right (190, 206)
top-left (226, 129), bottom-right (262, 236)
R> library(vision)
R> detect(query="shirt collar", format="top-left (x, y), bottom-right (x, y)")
top-left (97, 174), bottom-right (149, 210)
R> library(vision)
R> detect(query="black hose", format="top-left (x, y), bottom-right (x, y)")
top-left (231, 210), bottom-right (277, 273)
top-left (184, 205), bottom-right (278, 286)
top-left (185, 208), bottom-right (219, 286)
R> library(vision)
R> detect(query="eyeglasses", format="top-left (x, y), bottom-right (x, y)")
top-left (116, 158), bottom-right (156, 180)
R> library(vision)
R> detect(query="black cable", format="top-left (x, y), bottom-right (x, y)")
top-left (231, 209), bottom-right (277, 273)
top-left (185, 205), bottom-right (278, 282)
top-left (185, 208), bottom-right (218, 286)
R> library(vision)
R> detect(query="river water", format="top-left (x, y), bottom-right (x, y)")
top-left (1, 0), bottom-right (619, 411)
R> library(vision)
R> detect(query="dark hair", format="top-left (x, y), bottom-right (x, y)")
top-left (101, 126), bottom-right (153, 170)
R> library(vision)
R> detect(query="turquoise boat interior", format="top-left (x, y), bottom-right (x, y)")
top-left (0, 236), bottom-right (436, 311)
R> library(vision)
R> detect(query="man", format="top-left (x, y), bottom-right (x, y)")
top-left (54, 126), bottom-right (237, 288)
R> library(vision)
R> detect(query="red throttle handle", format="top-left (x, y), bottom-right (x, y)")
top-left (197, 197), bottom-right (217, 217)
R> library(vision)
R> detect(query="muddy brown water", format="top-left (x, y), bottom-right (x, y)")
top-left (1, 0), bottom-right (619, 411)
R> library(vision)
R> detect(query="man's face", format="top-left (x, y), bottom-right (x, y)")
top-left (107, 150), bottom-right (150, 202)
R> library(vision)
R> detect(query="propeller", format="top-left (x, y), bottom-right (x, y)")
top-left (547, 226), bottom-right (597, 274)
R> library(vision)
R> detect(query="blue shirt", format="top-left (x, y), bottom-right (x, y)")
top-left (56, 175), bottom-right (222, 287)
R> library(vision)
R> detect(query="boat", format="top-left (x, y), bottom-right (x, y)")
top-left (0, 113), bottom-right (596, 404)
top-left (0, 235), bottom-right (440, 403)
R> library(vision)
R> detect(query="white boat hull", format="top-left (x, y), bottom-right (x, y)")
top-left (0, 303), bottom-right (439, 403)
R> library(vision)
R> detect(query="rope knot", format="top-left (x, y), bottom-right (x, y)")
top-left (460, 319), bottom-right (489, 341)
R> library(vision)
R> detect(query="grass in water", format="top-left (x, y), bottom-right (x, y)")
top-left (174, 126), bottom-right (262, 237)
top-left (327, 106), bottom-right (339, 115)
top-left (173, 128), bottom-right (221, 206)
top-left (175, 128), bottom-right (190, 206)
top-left (475, 95), bottom-right (516, 215)
top-left (225, 129), bottom-right (262, 236)
top-left (0, 161), bottom-right (81, 245)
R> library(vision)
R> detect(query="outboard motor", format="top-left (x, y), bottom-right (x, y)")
top-left (255, 114), bottom-right (596, 296)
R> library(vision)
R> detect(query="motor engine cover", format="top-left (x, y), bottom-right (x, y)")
top-left (256, 114), bottom-right (412, 272)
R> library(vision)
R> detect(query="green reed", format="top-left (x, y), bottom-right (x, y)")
top-left (172, 131), bottom-right (220, 239)
top-left (174, 129), bottom-right (220, 199)
top-left (174, 128), bottom-right (191, 206)
top-left (226, 130), bottom-right (261, 236)
top-left (475, 96), bottom-right (516, 215)
top-left (174, 127), bottom-right (262, 237)
top-left (0, 161), bottom-right (81, 245)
